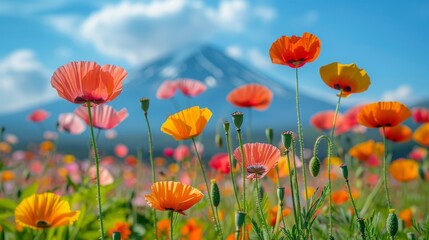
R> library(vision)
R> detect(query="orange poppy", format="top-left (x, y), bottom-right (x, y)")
top-left (267, 156), bottom-right (291, 181)
top-left (181, 218), bottom-right (202, 240)
top-left (269, 32), bottom-right (321, 68)
top-left (233, 143), bottom-right (280, 179)
top-left (15, 193), bottom-right (80, 230)
top-left (349, 140), bottom-right (375, 161)
top-left (381, 125), bottom-right (412, 143)
top-left (399, 208), bottom-right (413, 228)
top-left (310, 111), bottom-right (344, 132)
top-left (108, 222), bottom-right (131, 240)
top-left (145, 181), bottom-right (203, 215)
top-left (161, 106), bottom-right (212, 140)
top-left (51, 61), bottom-right (127, 105)
top-left (157, 219), bottom-right (170, 239)
top-left (357, 101), bottom-right (411, 128)
top-left (413, 123), bottom-right (429, 146)
top-left (389, 158), bottom-right (418, 182)
top-left (227, 84), bottom-right (273, 111)
top-left (1, 171), bottom-right (15, 182)
top-left (331, 190), bottom-right (349, 205)
top-left (268, 206), bottom-right (291, 226)
top-left (320, 62), bottom-right (370, 97)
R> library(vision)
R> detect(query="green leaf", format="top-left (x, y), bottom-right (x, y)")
top-left (0, 198), bottom-right (17, 211)
top-left (19, 182), bottom-right (38, 201)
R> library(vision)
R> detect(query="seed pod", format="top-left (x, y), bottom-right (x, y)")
top-left (211, 179), bottom-right (220, 207)
top-left (281, 131), bottom-right (293, 150)
top-left (112, 232), bottom-right (121, 240)
top-left (215, 134), bottom-right (223, 148)
top-left (340, 164), bottom-right (349, 179)
top-left (231, 111), bottom-right (244, 129)
top-left (235, 211), bottom-right (246, 231)
top-left (277, 187), bottom-right (285, 206)
top-left (407, 232), bottom-right (416, 240)
top-left (265, 128), bottom-right (274, 144)
top-left (357, 218), bottom-right (366, 237)
top-left (386, 209), bottom-right (398, 237)
top-left (140, 98), bottom-right (150, 113)
top-left (309, 156), bottom-right (320, 177)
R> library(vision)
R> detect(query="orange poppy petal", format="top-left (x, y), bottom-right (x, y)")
top-left (413, 123), bottom-right (429, 146)
top-left (357, 102), bottom-right (411, 128)
top-left (389, 159), bottom-right (418, 182)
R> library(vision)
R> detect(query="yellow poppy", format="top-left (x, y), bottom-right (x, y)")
top-left (161, 106), bottom-right (212, 140)
top-left (145, 181), bottom-right (203, 215)
top-left (358, 101), bottom-right (411, 128)
top-left (15, 192), bottom-right (80, 230)
top-left (320, 62), bottom-right (370, 97)
top-left (413, 123), bottom-right (429, 146)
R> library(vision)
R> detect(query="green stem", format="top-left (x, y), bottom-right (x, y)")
top-left (285, 149), bottom-right (299, 230)
top-left (291, 143), bottom-right (302, 230)
top-left (143, 110), bottom-right (158, 240)
top-left (382, 127), bottom-right (392, 209)
top-left (86, 102), bottom-right (105, 240)
top-left (191, 138), bottom-right (223, 239)
top-left (345, 178), bottom-right (359, 218)
top-left (224, 126), bottom-right (241, 210)
top-left (236, 128), bottom-right (247, 240)
top-left (255, 178), bottom-right (270, 238)
top-left (294, 67), bottom-right (309, 205)
top-left (169, 210), bottom-right (174, 240)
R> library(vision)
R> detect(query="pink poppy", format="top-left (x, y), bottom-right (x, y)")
top-left (157, 80), bottom-right (178, 99)
top-left (43, 131), bottom-right (58, 140)
top-left (191, 141), bottom-right (204, 157)
top-left (101, 156), bottom-right (115, 166)
top-left (163, 147), bottom-right (174, 158)
top-left (412, 107), bottom-right (429, 123)
top-left (27, 109), bottom-right (50, 123)
top-left (233, 143), bottom-right (280, 179)
top-left (105, 129), bottom-right (117, 139)
top-left (408, 147), bottom-right (427, 161)
top-left (174, 145), bottom-right (190, 162)
top-left (180, 173), bottom-right (192, 185)
top-left (209, 153), bottom-right (230, 174)
top-left (57, 113), bottom-right (86, 135)
top-left (30, 161), bottom-right (43, 175)
top-left (114, 144), bottom-right (128, 158)
top-left (89, 165), bottom-right (114, 186)
top-left (177, 79), bottom-right (207, 97)
top-left (367, 154), bottom-right (381, 167)
top-left (5, 134), bottom-right (18, 145)
top-left (310, 111), bottom-right (344, 132)
top-left (74, 105), bottom-right (128, 129)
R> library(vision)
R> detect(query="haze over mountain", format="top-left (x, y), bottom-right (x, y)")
top-left (2, 45), bottom-right (336, 156)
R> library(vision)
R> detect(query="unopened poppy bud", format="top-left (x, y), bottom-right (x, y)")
top-left (215, 134), bottom-right (223, 148)
top-left (231, 111), bottom-right (244, 129)
top-left (223, 121), bottom-right (230, 133)
top-left (340, 164), bottom-right (349, 179)
top-left (407, 232), bottom-right (416, 240)
top-left (386, 209), bottom-right (398, 237)
top-left (357, 217), bottom-right (366, 237)
top-left (140, 98), bottom-right (150, 113)
top-left (235, 211), bottom-right (246, 231)
top-left (211, 179), bottom-right (220, 207)
top-left (418, 166), bottom-right (426, 181)
top-left (265, 128), bottom-right (274, 144)
top-left (112, 231), bottom-right (121, 240)
top-left (281, 131), bottom-right (293, 150)
top-left (277, 187), bottom-right (285, 205)
top-left (309, 156), bottom-right (320, 177)
top-left (329, 236), bottom-right (334, 240)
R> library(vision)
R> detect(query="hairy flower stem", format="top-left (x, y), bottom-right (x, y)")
top-left (86, 102), bottom-right (105, 240)
top-left (191, 138), bottom-right (223, 239)
top-left (236, 128), bottom-right (247, 240)
top-left (294, 67), bottom-right (309, 204)
top-left (327, 91), bottom-right (343, 237)
top-left (224, 126), bottom-right (241, 209)
top-left (143, 110), bottom-right (158, 240)
top-left (382, 127), bottom-right (392, 209)
top-left (255, 178), bottom-right (270, 238)
top-left (286, 149), bottom-right (300, 232)
top-left (169, 210), bottom-right (174, 240)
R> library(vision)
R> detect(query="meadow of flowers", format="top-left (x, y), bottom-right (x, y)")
top-left (1, 32), bottom-right (429, 240)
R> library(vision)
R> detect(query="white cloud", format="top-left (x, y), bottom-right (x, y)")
top-left (248, 48), bottom-right (270, 68)
top-left (46, 0), bottom-right (269, 65)
top-left (0, 50), bottom-right (57, 114)
top-left (226, 45), bottom-right (242, 58)
top-left (382, 85), bottom-right (413, 103)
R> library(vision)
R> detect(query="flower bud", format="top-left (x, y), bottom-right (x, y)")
top-left (112, 231), bottom-right (121, 240)
top-left (418, 166), bottom-right (426, 181)
top-left (140, 98), bottom-right (150, 113)
top-left (386, 209), bottom-right (398, 238)
top-left (215, 134), bottom-right (223, 148)
top-left (277, 187), bottom-right (285, 205)
top-left (309, 156), bottom-right (320, 177)
top-left (407, 232), bottom-right (416, 240)
top-left (235, 211), bottom-right (246, 231)
top-left (211, 179), bottom-right (220, 207)
top-left (223, 121), bottom-right (230, 133)
top-left (340, 164), bottom-right (349, 179)
top-left (231, 112), bottom-right (244, 129)
top-left (281, 131), bottom-right (293, 151)
top-left (357, 217), bottom-right (366, 237)
top-left (265, 128), bottom-right (273, 144)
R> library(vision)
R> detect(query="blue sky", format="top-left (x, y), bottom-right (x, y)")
top-left (1, 0), bottom-right (429, 114)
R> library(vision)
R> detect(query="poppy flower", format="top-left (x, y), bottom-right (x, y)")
top-left (412, 107), bottom-right (429, 123)
top-left (74, 105), bottom-right (128, 130)
top-left (57, 113), bottom-right (86, 135)
top-left (89, 165), bottom-right (114, 186)
top-left (227, 84), bottom-right (273, 111)
top-left (161, 106), bottom-right (212, 141)
top-left (389, 158), bottom-right (418, 182)
top-left (157, 219), bottom-right (170, 239)
top-left (331, 190), bottom-right (349, 205)
top-left (177, 79), bottom-right (207, 97)
top-left (145, 181), bottom-right (203, 215)
top-left (108, 222), bottom-right (131, 240)
top-left (173, 144), bottom-right (190, 162)
top-left (269, 32), bottom-right (321, 68)
top-left (1, 171), bottom-right (15, 182)
top-left (28, 109), bottom-right (50, 123)
top-left (399, 208), bottom-right (413, 228)
top-left (181, 219), bottom-right (203, 240)
top-left (114, 144), bottom-right (128, 158)
top-left (267, 153), bottom-right (303, 181)
top-left (338, 105), bottom-right (366, 133)
top-left (381, 125), bottom-right (412, 143)
top-left (209, 153), bottom-right (230, 174)
top-left (51, 61), bottom-right (127, 105)
top-left (15, 192), bottom-right (80, 229)
top-left (357, 101), bottom-right (411, 128)
top-left (413, 123), bottom-right (429, 146)
top-left (349, 140), bottom-right (375, 161)
top-left (157, 80), bottom-right (178, 99)
top-left (320, 62), bottom-right (370, 97)
top-left (408, 147), bottom-right (427, 160)
top-left (310, 110), bottom-right (344, 132)
top-left (233, 143), bottom-right (280, 179)
top-left (268, 206), bottom-right (291, 226)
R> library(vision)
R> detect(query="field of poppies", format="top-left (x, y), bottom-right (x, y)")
top-left (1, 32), bottom-right (429, 240)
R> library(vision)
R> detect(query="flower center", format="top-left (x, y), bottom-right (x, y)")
top-left (247, 164), bottom-right (267, 176)
top-left (36, 220), bottom-right (51, 228)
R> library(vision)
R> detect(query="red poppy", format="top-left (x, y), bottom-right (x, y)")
top-left (412, 107), bottom-right (429, 123)
top-left (156, 80), bottom-right (178, 99)
top-left (269, 32), bottom-right (321, 68)
top-left (74, 105), bottom-right (128, 129)
top-left (177, 78), bottom-right (207, 97)
top-left (209, 153), bottom-right (230, 174)
top-left (227, 84), bottom-right (273, 111)
top-left (381, 125), bottom-right (412, 143)
top-left (28, 109), bottom-right (50, 123)
top-left (310, 110), bottom-right (344, 132)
